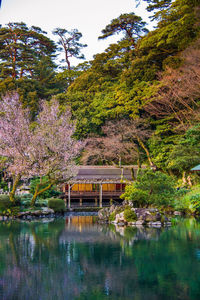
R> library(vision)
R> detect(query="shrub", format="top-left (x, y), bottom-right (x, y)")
top-left (20, 194), bottom-right (32, 208)
top-left (48, 198), bottom-right (65, 212)
top-left (14, 196), bottom-right (21, 206)
top-left (174, 185), bottom-right (200, 213)
top-left (21, 193), bottom-right (33, 199)
top-left (109, 212), bottom-right (116, 221)
top-left (171, 217), bottom-right (179, 226)
top-left (0, 195), bottom-right (11, 211)
top-left (124, 207), bottom-right (137, 222)
top-left (36, 199), bottom-right (48, 207)
top-left (190, 194), bottom-right (200, 212)
top-left (121, 169), bottom-right (176, 208)
top-left (121, 186), bottom-right (148, 207)
top-left (21, 199), bottom-right (31, 208)
top-left (2, 206), bottom-right (20, 217)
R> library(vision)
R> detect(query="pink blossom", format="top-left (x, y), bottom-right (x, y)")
top-left (0, 93), bottom-right (83, 182)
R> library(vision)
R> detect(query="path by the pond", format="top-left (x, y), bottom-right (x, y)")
top-left (0, 215), bottom-right (200, 300)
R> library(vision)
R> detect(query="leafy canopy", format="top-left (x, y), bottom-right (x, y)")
top-left (122, 169), bottom-right (176, 207)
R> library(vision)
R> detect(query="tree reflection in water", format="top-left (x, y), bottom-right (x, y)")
top-left (0, 217), bottom-right (200, 299)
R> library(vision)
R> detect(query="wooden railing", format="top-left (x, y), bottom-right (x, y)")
top-left (65, 190), bottom-right (125, 197)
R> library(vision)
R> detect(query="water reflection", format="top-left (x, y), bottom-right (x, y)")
top-left (0, 217), bottom-right (199, 299)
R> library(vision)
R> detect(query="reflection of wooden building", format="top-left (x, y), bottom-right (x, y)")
top-left (63, 166), bottom-right (138, 208)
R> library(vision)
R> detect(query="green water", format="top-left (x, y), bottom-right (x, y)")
top-left (0, 216), bottom-right (200, 300)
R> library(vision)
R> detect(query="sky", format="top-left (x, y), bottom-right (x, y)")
top-left (0, 0), bottom-right (150, 67)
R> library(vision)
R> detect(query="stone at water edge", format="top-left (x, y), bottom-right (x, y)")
top-left (174, 211), bottom-right (182, 216)
top-left (115, 212), bottom-right (126, 224)
top-left (135, 220), bottom-right (144, 226)
top-left (98, 207), bottom-right (110, 221)
top-left (109, 205), bottom-right (116, 213)
top-left (42, 207), bottom-right (54, 214)
top-left (128, 222), bottom-right (136, 226)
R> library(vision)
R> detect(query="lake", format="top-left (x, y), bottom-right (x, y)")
top-left (0, 215), bottom-right (200, 300)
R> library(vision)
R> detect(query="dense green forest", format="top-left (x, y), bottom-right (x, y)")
top-left (0, 0), bottom-right (200, 188)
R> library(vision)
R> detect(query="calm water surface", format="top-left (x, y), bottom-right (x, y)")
top-left (0, 215), bottom-right (200, 300)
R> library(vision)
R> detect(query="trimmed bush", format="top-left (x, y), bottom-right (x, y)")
top-left (124, 207), bottom-right (137, 222)
top-left (48, 198), bottom-right (65, 212)
top-left (0, 195), bottom-right (12, 211)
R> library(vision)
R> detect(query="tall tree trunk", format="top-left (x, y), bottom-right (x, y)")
top-left (131, 168), bottom-right (136, 180)
top-left (168, 170), bottom-right (174, 177)
top-left (31, 181), bottom-right (54, 207)
top-left (136, 146), bottom-right (141, 177)
top-left (187, 175), bottom-right (192, 187)
top-left (182, 171), bottom-right (187, 185)
top-left (136, 136), bottom-right (155, 168)
top-left (9, 174), bottom-right (21, 203)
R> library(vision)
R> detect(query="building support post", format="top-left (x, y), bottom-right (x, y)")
top-left (100, 183), bottom-right (103, 208)
top-left (80, 198), bottom-right (82, 207)
top-left (68, 184), bottom-right (71, 209)
top-left (95, 197), bottom-right (98, 207)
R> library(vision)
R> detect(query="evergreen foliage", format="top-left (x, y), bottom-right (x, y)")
top-left (124, 207), bottom-right (137, 222)
top-left (0, 195), bottom-right (11, 211)
top-left (122, 169), bottom-right (177, 207)
top-left (30, 178), bottom-right (61, 199)
top-left (48, 198), bottom-right (65, 212)
top-left (0, 0), bottom-right (200, 207)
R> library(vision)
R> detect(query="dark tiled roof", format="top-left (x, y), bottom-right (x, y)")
top-left (71, 166), bottom-right (136, 183)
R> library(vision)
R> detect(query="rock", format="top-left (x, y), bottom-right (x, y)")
top-left (42, 207), bottom-right (54, 214)
top-left (32, 210), bottom-right (43, 216)
top-left (174, 211), bottom-right (182, 216)
top-left (128, 222), bottom-right (136, 226)
top-left (122, 200), bottom-right (133, 207)
top-left (115, 212), bottom-right (125, 224)
top-left (161, 215), bottom-right (170, 222)
top-left (135, 220), bottom-right (144, 226)
top-left (111, 221), bottom-right (117, 225)
top-left (145, 213), bottom-right (161, 222)
top-left (98, 204), bottom-right (174, 228)
top-left (117, 222), bottom-right (125, 226)
top-left (149, 208), bottom-right (158, 212)
top-left (128, 201), bottom-right (134, 208)
top-left (164, 222), bottom-right (172, 226)
top-left (109, 205), bottom-right (116, 214)
top-left (151, 221), bottom-right (162, 227)
top-left (98, 208), bottom-right (110, 221)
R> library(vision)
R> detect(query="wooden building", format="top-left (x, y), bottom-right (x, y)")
top-left (63, 166), bottom-right (138, 208)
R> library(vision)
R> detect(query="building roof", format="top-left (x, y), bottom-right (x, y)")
top-left (70, 165), bottom-right (142, 183)
top-left (191, 164), bottom-right (200, 171)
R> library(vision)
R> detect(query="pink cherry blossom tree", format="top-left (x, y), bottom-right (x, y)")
top-left (29, 99), bottom-right (83, 206)
top-left (0, 93), bottom-right (83, 205)
top-left (0, 93), bottom-right (34, 201)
